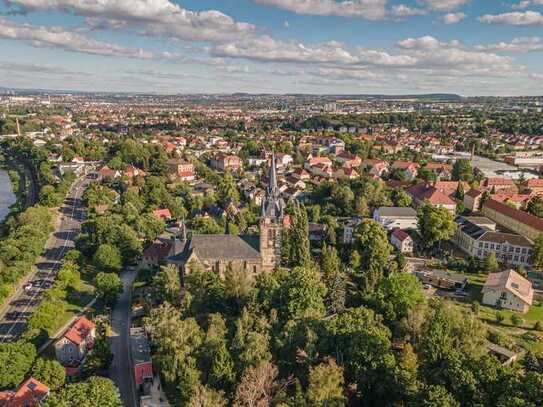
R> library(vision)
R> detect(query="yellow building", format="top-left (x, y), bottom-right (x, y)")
top-left (482, 199), bottom-right (543, 241)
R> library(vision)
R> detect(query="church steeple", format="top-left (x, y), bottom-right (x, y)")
top-left (261, 152), bottom-right (283, 219)
top-left (259, 153), bottom-right (284, 271)
top-left (268, 152), bottom-right (278, 196)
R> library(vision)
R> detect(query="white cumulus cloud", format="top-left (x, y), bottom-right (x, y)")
top-left (0, 17), bottom-right (153, 58)
top-left (5, 0), bottom-right (255, 42)
top-left (252, 0), bottom-right (387, 20)
top-left (479, 11), bottom-right (543, 25)
top-left (440, 12), bottom-right (466, 24)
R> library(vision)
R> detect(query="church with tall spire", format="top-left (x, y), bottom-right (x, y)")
top-left (167, 154), bottom-right (285, 278)
top-left (260, 152), bottom-right (285, 270)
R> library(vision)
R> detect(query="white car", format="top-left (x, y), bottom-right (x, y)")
top-left (423, 284), bottom-right (432, 289)
top-left (23, 283), bottom-right (33, 291)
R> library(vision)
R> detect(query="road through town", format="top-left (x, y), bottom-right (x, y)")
top-left (0, 173), bottom-right (92, 343)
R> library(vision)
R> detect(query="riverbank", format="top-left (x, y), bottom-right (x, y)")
top-left (0, 169), bottom-right (17, 223)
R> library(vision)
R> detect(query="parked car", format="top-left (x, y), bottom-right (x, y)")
top-left (423, 284), bottom-right (432, 289)
top-left (23, 283), bottom-right (33, 292)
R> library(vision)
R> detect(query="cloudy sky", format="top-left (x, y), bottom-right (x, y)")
top-left (0, 0), bottom-right (542, 95)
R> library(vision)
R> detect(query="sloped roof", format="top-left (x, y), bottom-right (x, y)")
top-left (64, 316), bottom-right (95, 346)
top-left (483, 269), bottom-right (533, 305)
top-left (484, 199), bottom-right (543, 232)
top-left (169, 234), bottom-right (262, 264)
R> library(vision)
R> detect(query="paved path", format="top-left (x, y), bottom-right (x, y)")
top-left (109, 267), bottom-right (138, 407)
top-left (0, 173), bottom-right (92, 342)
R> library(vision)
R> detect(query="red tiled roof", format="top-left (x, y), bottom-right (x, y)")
top-left (5, 378), bottom-right (49, 407)
top-left (526, 178), bottom-right (543, 187)
top-left (64, 316), bottom-right (95, 346)
top-left (466, 188), bottom-right (484, 198)
top-left (408, 184), bottom-right (456, 206)
top-left (485, 177), bottom-right (516, 186)
top-left (153, 208), bottom-right (172, 220)
top-left (484, 199), bottom-right (543, 232)
top-left (392, 228), bottom-right (410, 241)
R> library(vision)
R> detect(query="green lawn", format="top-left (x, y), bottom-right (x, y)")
top-left (46, 279), bottom-right (95, 338)
top-left (436, 270), bottom-right (543, 353)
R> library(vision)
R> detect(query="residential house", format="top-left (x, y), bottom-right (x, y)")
top-left (370, 161), bottom-right (390, 178)
top-left (482, 199), bottom-right (543, 241)
top-left (523, 178), bottom-right (543, 194)
top-left (274, 153), bottom-right (293, 168)
top-left (54, 316), bottom-right (96, 365)
top-left (484, 178), bottom-right (518, 193)
top-left (334, 167), bottom-right (359, 180)
top-left (210, 154), bottom-right (242, 172)
top-left (98, 166), bottom-right (121, 180)
top-left (464, 189), bottom-right (485, 212)
top-left (373, 207), bottom-right (418, 231)
top-left (153, 208), bottom-right (172, 222)
top-left (453, 216), bottom-right (533, 267)
top-left (291, 168), bottom-right (310, 181)
top-left (392, 161), bottom-right (419, 181)
top-left (424, 162), bottom-right (452, 180)
top-left (335, 151), bottom-right (362, 168)
top-left (407, 184), bottom-right (457, 213)
top-left (390, 228), bottom-right (414, 253)
top-left (491, 193), bottom-right (532, 210)
top-left (141, 238), bottom-right (174, 269)
top-left (340, 218), bottom-right (363, 244)
top-left (304, 156), bottom-right (332, 171)
top-left (167, 158), bottom-right (195, 181)
top-left (124, 165), bottom-right (147, 179)
top-left (482, 269), bottom-right (534, 313)
top-left (0, 378), bottom-right (49, 407)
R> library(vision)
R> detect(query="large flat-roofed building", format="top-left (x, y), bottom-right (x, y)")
top-left (373, 207), bottom-right (418, 231)
top-left (482, 199), bottom-right (543, 241)
top-left (453, 216), bottom-right (533, 267)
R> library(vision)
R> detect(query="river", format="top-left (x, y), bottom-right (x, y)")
top-left (0, 169), bottom-right (17, 222)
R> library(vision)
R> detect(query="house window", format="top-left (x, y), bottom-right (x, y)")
top-left (484, 243), bottom-right (489, 249)
top-left (515, 247), bottom-right (520, 253)
top-left (521, 248), bottom-right (527, 254)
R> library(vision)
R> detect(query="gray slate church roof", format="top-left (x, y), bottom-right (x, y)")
top-left (168, 235), bottom-right (261, 264)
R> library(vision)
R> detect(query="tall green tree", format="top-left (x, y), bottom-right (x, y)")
top-left (452, 159), bottom-right (473, 182)
top-left (528, 196), bottom-right (543, 218)
top-left (43, 376), bottom-right (122, 407)
top-left (531, 235), bottom-right (543, 269)
top-left (0, 341), bottom-right (36, 389)
top-left (353, 220), bottom-right (393, 293)
top-left (32, 358), bottom-right (66, 391)
top-left (95, 272), bottom-right (123, 306)
top-left (307, 358), bottom-right (346, 406)
top-left (153, 265), bottom-right (181, 304)
top-left (93, 244), bottom-right (122, 273)
top-left (484, 252), bottom-right (499, 273)
top-left (418, 204), bottom-right (456, 251)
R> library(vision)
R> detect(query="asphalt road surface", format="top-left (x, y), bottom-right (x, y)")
top-left (109, 267), bottom-right (138, 407)
top-left (0, 173), bottom-right (93, 343)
